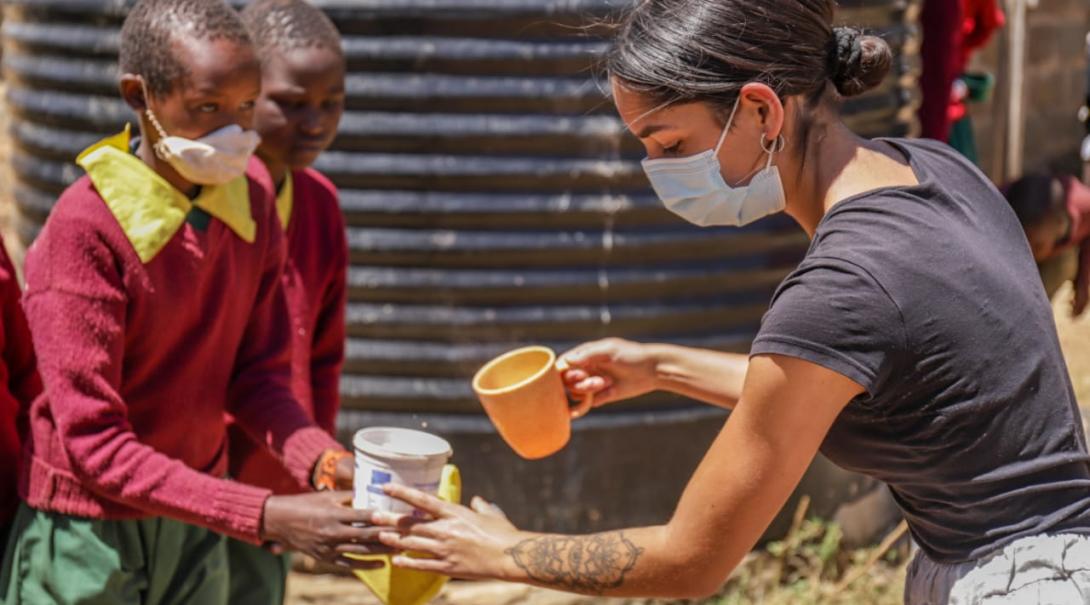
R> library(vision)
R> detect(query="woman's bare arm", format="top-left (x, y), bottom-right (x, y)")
top-left (375, 354), bottom-right (862, 599)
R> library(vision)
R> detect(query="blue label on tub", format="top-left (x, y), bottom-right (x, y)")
top-left (371, 470), bottom-right (391, 485)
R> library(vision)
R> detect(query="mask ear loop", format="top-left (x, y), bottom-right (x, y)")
top-left (713, 96), bottom-right (743, 155)
top-left (140, 80), bottom-right (173, 161)
top-left (760, 133), bottom-right (786, 169)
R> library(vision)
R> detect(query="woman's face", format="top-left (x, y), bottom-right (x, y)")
top-left (611, 77), bottom-right (774, 187)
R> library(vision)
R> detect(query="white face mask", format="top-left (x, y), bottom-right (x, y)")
top-left (143, 89), bottom-right (260, 186)
top-left (640, 98), bottom-right (786, 227)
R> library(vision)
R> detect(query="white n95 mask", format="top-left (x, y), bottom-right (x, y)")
top-left (641, 98), bottom-right (786, 227)
top-left (144, 101), bottom-right (260, 186)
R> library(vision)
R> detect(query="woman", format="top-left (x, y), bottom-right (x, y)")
top-left (372, 1), bottom-right (1090, 602)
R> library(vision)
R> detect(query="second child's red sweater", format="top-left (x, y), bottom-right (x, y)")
top-left (229, 168), bottom-right (348, 495)
top-left (0, 237), bottom-right (42, 527)
top-left (20, 160), bottom-right (341, 543)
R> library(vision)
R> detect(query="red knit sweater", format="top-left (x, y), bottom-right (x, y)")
top-left (229, 168), bottom-right (347, 495)
top-left (0, 237), bottom-right (42, 527)
top-left (19, 161), bottom-right (341, 543)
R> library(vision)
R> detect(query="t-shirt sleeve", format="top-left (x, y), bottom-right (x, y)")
top-left (750, 256), bottom-right (907, 396)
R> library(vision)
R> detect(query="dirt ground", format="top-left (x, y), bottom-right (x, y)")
top-left (1052, 282), bottom-right (1090, 424)
top-left (285, 286), bottom-right (1090, 604)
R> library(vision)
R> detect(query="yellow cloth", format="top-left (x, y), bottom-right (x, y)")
top-left (76, 125), bottom-right (257, 263)
top-left (277, 171), bottom-right (293, 229)
top-left (352, 465), bottom-right (461, 605)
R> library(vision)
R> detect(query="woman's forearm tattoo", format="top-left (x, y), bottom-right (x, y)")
top-left (505, 531), bottom-right (644, 594)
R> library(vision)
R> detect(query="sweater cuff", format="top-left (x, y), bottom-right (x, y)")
top-left (212, 480), bottom-right (272, 544)
top-left (283, 426), bottom-right (344, 489)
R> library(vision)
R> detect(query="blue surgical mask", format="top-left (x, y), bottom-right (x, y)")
top-left (641, 98), bottom-right (786, 227)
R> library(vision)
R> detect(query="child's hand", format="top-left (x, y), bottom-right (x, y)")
top-left (334, 454), bottom-right (354, 490)
top-left (261, 491), bottom-right (390, 569)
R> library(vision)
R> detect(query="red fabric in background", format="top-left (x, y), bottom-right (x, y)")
top-left (961, 0), bottom-right (1006, 59)
top-left (918, 0), bottom-right (1004, 140)
top-left (0, 237), bottom-right (42, 528)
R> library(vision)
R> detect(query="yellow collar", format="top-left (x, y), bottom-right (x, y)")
top-left (76, 125), bottom-right (257, 263)
top-left (277, 171), bottom-right (293, 229)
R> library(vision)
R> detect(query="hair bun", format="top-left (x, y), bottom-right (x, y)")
top-left (828, 26), bottom-right (892, 97)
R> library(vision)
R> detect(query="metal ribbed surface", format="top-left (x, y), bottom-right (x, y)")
top-left (2, 0), bottom-right (919, 533)
top-left (2, 0), bottom-right (919, 415)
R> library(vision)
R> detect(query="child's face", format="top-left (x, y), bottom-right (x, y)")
top-left (144, 36), bottom-right (262, 141)
top-left (253, 46), bottom-right (346, 172)
top-left (1026, 207), bottom-right (1072, 262)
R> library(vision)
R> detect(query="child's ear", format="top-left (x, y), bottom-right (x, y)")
top-left (119, 74), bottom-right (148, 112)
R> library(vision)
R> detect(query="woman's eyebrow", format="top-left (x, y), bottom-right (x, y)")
top-left (635, 124), bottom-right (668, 139)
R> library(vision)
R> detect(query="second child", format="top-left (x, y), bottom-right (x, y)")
top-left (229, 1), bottom-right (350, 603)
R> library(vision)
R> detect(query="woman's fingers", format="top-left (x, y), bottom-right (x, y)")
top-left (573, 375), bottom-right (611, 393)
top-left (335, 542), bottom-right (394, 556)
top-left (369, 512), bottom-right (444, 539)
top-left (560, 339), bottom-right (621, 368)
top-left (382, 484), bottom-right (451, 517)
top-left (470, 496), bottom-right (508, 519)
top-left (390, 555), bottom-right (451, 574)
top-left (379, 531), bottom-right (443, 554)
top-left (562, 368), bottom-right (589, 384)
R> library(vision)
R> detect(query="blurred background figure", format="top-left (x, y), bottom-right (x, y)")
top-left (1005, 174), bottom-right (1090, 313)
top-left (918, 0), bottom-right (1005, 164)
top-left (1082, 31), bottom-right (1090, 182)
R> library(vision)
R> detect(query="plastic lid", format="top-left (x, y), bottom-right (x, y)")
top-left (353, 427), bottom-right (452, 461)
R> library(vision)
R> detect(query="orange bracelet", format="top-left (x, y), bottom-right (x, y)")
top-left (312, 449), bottom-right (352, 491)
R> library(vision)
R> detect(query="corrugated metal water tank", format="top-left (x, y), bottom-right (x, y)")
top-left (2, 0), bottom-right (920, 535)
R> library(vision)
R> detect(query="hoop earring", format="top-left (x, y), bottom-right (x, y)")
top-left (760, 133), bottom-right (787, 154)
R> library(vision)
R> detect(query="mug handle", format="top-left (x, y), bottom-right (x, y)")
top-left (555, 358), bottom-right (595, 419)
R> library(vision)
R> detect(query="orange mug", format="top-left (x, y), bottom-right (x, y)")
top-left (472, 346), bottom-right (594, 459)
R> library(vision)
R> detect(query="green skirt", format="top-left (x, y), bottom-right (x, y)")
top-left (0, 503), bottom-right (228, 605)
top-left (226, 536), bottom-right (292, 605)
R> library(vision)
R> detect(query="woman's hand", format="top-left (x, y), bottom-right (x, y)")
top-left (559, 338), bottom-right (661, 408)
top-left (371, 484), bottom-right (524, 581)
top-left (262, 491), bottom-right (390, 569)
top-left (565, 340), bottom-right (751, 411)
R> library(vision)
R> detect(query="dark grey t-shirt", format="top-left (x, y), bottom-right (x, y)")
top-left (751, 138), bottom-right (1090, 563)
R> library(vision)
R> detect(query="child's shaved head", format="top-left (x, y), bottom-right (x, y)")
top-left (120, 0), bottom-right (253, 97)
top-left (241, 0), bottom-right (344, 61)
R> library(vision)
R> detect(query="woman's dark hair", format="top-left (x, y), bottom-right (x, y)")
top-left (605, 0), bottom-right (892, 113)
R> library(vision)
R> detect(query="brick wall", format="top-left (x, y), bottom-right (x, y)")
top-left (968, 0), bottom-right (1090, 182)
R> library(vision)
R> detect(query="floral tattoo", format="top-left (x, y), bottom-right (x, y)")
top-left (505, 531), bottom-right (644, 595)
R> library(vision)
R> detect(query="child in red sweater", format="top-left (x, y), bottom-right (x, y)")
top-left (0, 240), bottom-right (41, 551)
top-left (228, 2), bottom-right (349, 603)
top-left (1005, 174), bottom-right (1090, 316)
top-left (0, 2), bottom-right (381, 603)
